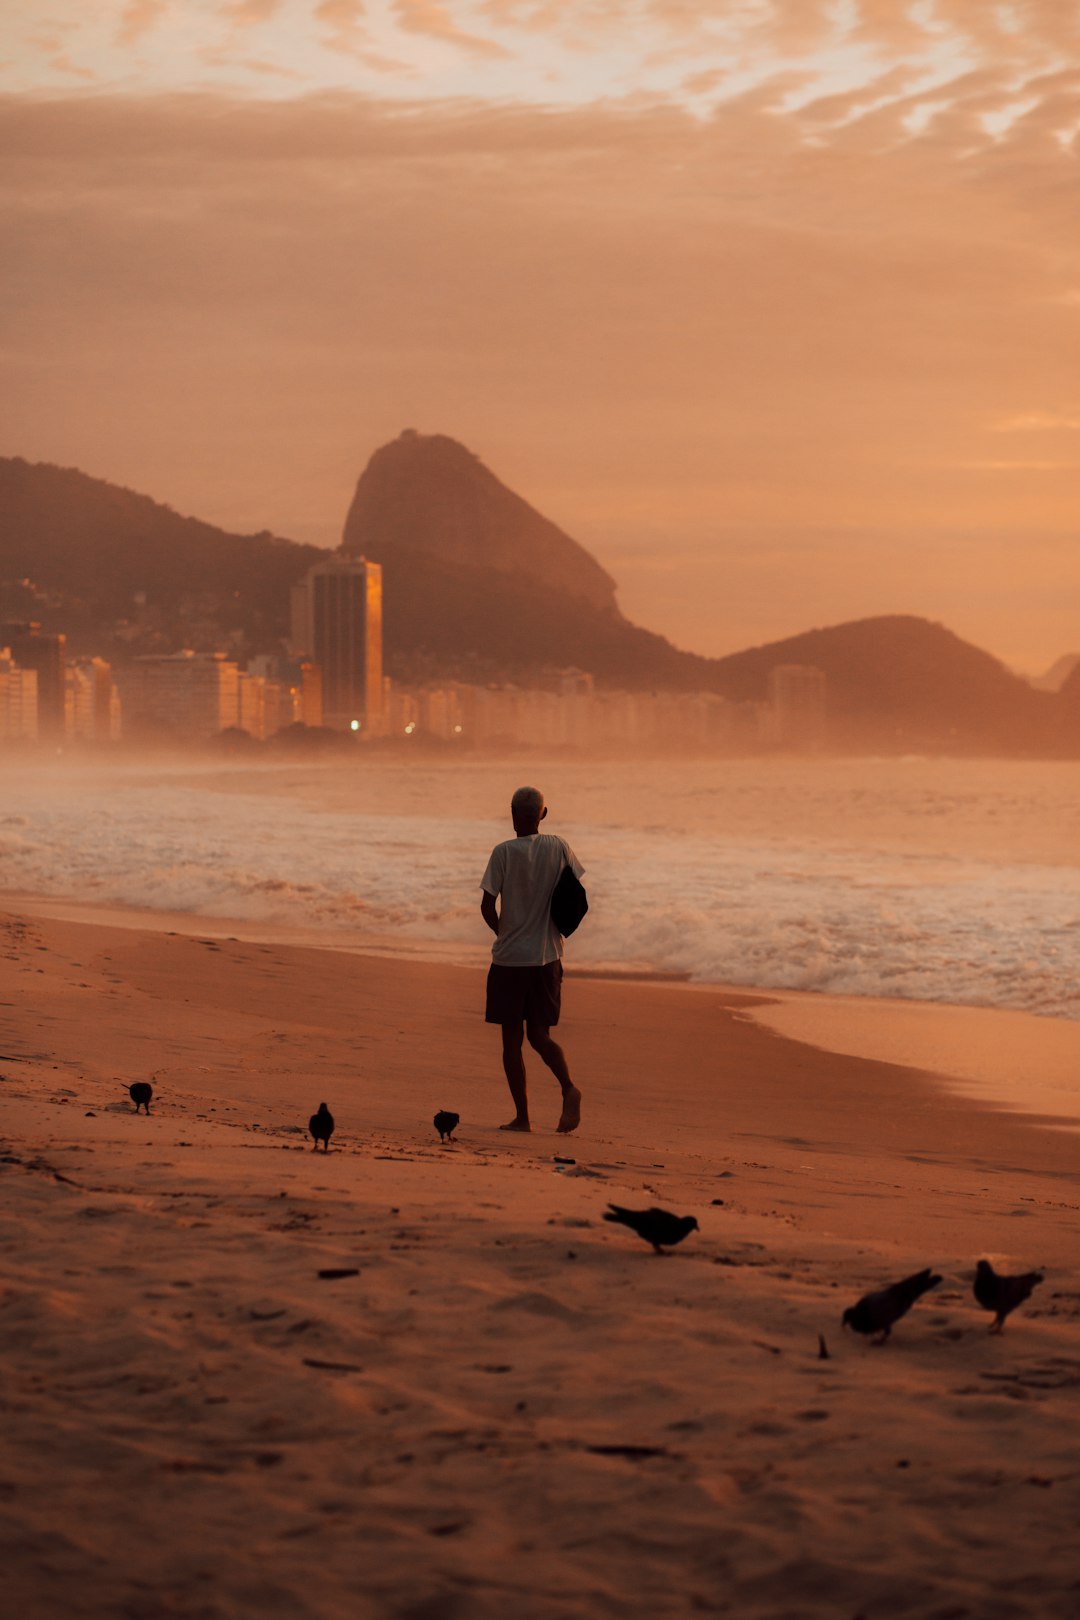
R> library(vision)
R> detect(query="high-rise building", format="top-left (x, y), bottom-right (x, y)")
top-left (299, 660), bottom-right (323, 728)
top-left (245, 655), bottom-right (306, 735)
top-left (236, 671), bottom-right (270, 740)
top-left (291, 557), bottom-right (383, 733)
top-left (66, 657), bottom-right (122, 742)
top-left (767, 664), bottom-right (828, 750)
top-left (1, 622), bottom-right (65, 740)
top-left (120, 651), bottom-right (240, 740)
top-left (0, 648), bottom-right (39, 741)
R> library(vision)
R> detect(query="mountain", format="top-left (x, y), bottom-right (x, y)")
top-left (1059, 660), bottom-right (1080, 710)
top-left (0, 443), bottom-right (1073, 754)
top-left (336, 429), bottom-right (724, 686)
top-left (1031, 652), bottom-right (1080, 692)
top-left (342, 430), bottom-right (617, 611)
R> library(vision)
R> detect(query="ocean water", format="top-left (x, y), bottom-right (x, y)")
top-left (2, 755), bottom-right (1078, 1020)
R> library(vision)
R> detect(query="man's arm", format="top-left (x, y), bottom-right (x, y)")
top-left (480, 891), bottom-right (500, 937)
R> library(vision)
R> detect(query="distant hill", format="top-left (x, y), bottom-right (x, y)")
top-left (707, 615), bottom-right (1061, 753)
top-left (0, 456), bottom-right (322, 660)
top-left (0, 443), bottom-right (1074, 754)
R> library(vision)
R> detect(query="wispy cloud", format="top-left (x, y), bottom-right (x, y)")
top-left (314, 0), bottom-right (366, 55)
top-left (392, 0), bottom-right (513, 60)
top-left (24, 30), bottom-right (99, 81)
top-left (44, 51), bottom-right (97, 82)
top-left (117, 0), bottom-right (169, 49)
top-left (6, 0), bottom-right (1080, 112)
top-left (198, 46), bottom-right (304, 79)
top-left (991, 411), bottom-right (1080, 432)
top-left (222, 0), bottom-right (283, 23)
top-left (956, 460), bottom-right (1080, 471)
top-left (312, 0), bottom-right (413, 70)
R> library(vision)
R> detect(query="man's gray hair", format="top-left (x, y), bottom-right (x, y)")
top-left (511, 785), bottom-right (544, 820)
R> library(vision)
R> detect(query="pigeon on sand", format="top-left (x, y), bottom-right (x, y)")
top-left (128, 1081), bottom-right (153, 1115)
top-left (974, 1259), bottom-right (1044, 1333)
top-left (433, 1110), bottom-right (460, 1143)
top-left (842, 1267), bottom-right (941, 1342)
top-left (603, 1204), bottom-right (699, 1255)
top-left (309, 1102), bottom-right (334, 1153)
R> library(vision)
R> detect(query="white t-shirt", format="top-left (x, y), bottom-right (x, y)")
top-left (481, 832), bottom-right (585, 967)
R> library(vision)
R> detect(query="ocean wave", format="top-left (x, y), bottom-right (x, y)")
top-left (2, 760), bottom-right (1077, 1020)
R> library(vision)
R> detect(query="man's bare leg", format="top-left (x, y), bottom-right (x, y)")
top-left (527, 1023), bottom-right (582, 1134)
top-left (499, 1021), bottom-right (531, 1130)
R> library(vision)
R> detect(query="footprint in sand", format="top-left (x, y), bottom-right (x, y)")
top-left (492, 1291), bottom-right (583, 1323)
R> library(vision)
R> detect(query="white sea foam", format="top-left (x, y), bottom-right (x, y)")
top-left (2, 756), bottom-right (1078, 1019)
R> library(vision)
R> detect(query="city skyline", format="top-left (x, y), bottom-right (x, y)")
top-left (2, 428), bottom-right (1077, 761)
top-left (3, 4), bottom-right (1079, 672)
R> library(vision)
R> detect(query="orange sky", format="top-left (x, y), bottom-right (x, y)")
top-left (2, 3), bottom-right (1079, 670)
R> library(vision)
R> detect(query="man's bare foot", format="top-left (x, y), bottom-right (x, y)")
top-left (499, 1118), bottom-right (531, 1132)
top-left (556, 1086), bottom-right (581, 1134)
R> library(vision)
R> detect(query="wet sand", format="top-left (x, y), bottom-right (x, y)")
top-left (2, 907), bottom-right (1078, 1619)
top-left (748, 991), bottom-right (1080, 1126)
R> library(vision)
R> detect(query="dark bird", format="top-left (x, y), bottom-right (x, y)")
top-left (309, 1102), bottom-right (334, 1152)
top-left (842, 1267), bottom-right (942, 1342)
top-left (974, 1258), bottom-right (1044, 1333)
top-left (128, 1081), bottom-right (153, 1115)
top-left (602, 1204), bottom-right (699, 1254)
top-left (433, 1110), bottom-right (459, 1143)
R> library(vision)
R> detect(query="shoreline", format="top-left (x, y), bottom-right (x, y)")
top-left (5, 885), bottom-right (1078, 1126)
top-left (748, 992), bottom-right (1080, 1128)
top-left (5, 897), bottom-right (1079, 1210)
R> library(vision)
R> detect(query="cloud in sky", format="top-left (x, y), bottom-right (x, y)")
top-left (1, 2), bottom-right (1078, 666)
top-left (5, 0), bottom-right (1080, 104)
top-left (225, 0), bottom-right (285, 22)
top-left (958, 461), bottom-right (1079, 471)
top-left (393, 0), bottom-right (513, 61)
top-left (992, 411), bottom-right (1080, 432)
top-left (312, 0), bottom-right (370, 58)
top-left (116, 1), bottom-right (170, 50)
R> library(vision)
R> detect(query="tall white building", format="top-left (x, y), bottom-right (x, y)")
top-left (66, 657), bottom-right (122, 743)
top-left (0, 649), bottom-right (38, 741)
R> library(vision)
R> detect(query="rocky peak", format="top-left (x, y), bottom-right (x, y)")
top-left (340, 431), bottom-right (618, 613)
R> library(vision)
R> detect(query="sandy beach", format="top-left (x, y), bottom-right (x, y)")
top-left (2, 905), bottom-right (1079, 1619)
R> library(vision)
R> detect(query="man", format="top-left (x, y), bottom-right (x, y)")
top-left (480, 786), bottom-right (584, 1134)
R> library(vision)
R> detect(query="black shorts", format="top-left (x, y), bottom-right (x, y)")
top-left (485, 961), bottom-right (563, 1027)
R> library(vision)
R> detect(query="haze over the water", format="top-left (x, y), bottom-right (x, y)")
top-left (3, 2), bottom-right (1079, 671)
